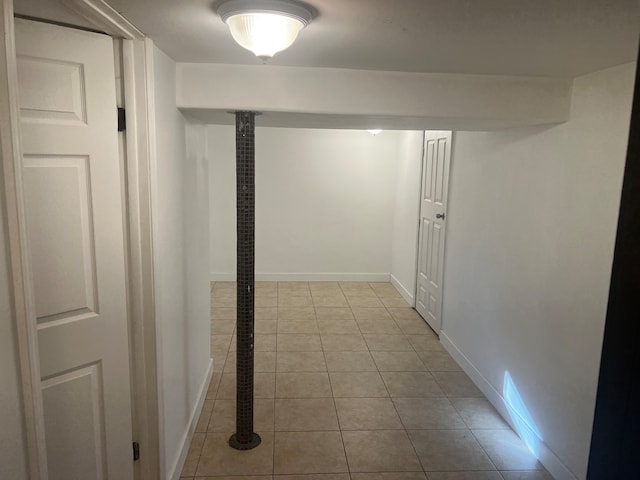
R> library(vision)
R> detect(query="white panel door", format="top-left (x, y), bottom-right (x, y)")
top-left (415, 131), bottom-right (452, 333)
top-left (15, 19), bottom-right (133, 480)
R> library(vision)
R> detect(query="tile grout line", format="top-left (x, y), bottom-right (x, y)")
top-left (318, 285), bottom-right (352, 477)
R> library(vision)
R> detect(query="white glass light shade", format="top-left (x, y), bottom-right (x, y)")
top-left (367, 129), bottom-right (383, 135)
top-left (225, 12), bottom-right (304, 59)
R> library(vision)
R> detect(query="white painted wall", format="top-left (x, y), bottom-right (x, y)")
top-left (390, 131), bottom-right (424, 304)
top-left (150, 44), bottom-right (211, 480)
top-left (208, 126), bottom-right (401, 281)
top-left (442, 63), bottom-right (635, 480)
top-left (0, 174), bottom-right (29, 480)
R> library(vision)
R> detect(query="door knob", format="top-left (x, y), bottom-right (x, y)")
top-left (436, 213), bottom-right (445, 219)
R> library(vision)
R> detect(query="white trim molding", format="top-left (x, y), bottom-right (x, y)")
top-left (390, 274), bottom-right (415, 306)
top-left (121, 37), bottom-right (161, 480)
top-left (61, 0), bottom-right (144, 39)
top-left (0, 1), bottom-right (47, 477)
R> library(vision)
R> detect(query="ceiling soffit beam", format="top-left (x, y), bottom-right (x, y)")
top-left (176, 63), bottom-right (572, 130)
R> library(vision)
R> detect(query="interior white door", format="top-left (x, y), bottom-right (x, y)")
top-left (415, 131), bottom-right (452, 333)
top-left (15, 19), bottom-right (133, 480)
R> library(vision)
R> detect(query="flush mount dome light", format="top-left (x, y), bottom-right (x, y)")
top-left (217, 0), bottom-right (313, 60)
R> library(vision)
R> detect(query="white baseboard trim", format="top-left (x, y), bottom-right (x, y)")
top-left (210, 272), bottom-right (391, 282)
top-left (168, 358), bottom-right (213, 480)
top-left (390, 274), bottom-right (415, 307)
top-left (440, 332), bottom-right (577, 480)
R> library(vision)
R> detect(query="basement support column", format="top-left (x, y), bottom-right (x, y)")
top-left (229, 111), bottom-right (261, 450)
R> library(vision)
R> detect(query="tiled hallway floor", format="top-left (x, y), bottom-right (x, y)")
top-left (181, 281), bottom-right (551, 480)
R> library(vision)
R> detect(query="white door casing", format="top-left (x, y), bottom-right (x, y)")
top-left (415, 131), bottom-right (452, 333)
top-left (15, 18), bottom-right (133, 480)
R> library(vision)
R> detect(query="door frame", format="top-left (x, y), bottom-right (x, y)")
top-left (0, 1), bottom-right (160, 479)
top-left (412, 130), bottom-right (454, 334)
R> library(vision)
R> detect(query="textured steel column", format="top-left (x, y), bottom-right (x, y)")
top-left (229, 111), bottom-right (261, 450)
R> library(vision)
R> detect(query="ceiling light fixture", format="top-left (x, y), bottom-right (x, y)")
top-left (217, 0), bottom-right (313, 61)
top-left (367, 129), bottom-right (383, 135)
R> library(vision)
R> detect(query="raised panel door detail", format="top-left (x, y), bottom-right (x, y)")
top-left (17, 57), bottom-right (86, 125)
top-left (22, 156), bottom-right (98, 323)
top-left (434, 138), bottom-right (447, 206)
top-left (42, 363), bottom-right (106, 480)
top-left (423, 140), bottom-right (435, 202)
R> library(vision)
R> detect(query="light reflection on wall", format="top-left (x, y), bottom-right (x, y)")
top-left (503, 371), bottom-right (543, 457)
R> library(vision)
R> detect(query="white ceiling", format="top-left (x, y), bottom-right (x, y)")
top-left (14, 0), bottom-right (640, 78)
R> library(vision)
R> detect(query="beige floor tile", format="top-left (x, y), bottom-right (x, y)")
top-left (277, 334), bottom-right (322, 351)
top-left (325, 351), bottom-right (377, 372)
top-left (211, 307), bottom-right (236, 320)
top-left (217, 373), bottom-right (276, 399)
top-left (213, 281), bottom-right (236, 290)
top-left (418, 351), bottom-right (461, 372)
top-left (206, 371), bottom-right (222, 400)
top-left (195, 399), bottom-right (214, 432)
top-left (450, 398), bottom-right (510, 430)
top-left (278, 296), bottom-right (314, 307)
top-left (472, 429), bottom-right (542, 471)
top-left (342, 430), bottom-right (422, 472)
top-left (393, 397), bottom-right (466, 429)
top-left (211, 296), bottom-right (236, 308)
top-left (372, 351), bottom-right (426, 371)
top-left (210, 334), bottom-right (233, 354)
top-left (255, 320), bottom-right (278, 334)
top-left (312, 295), bottom-right (349, 307)
top-left (196, 432), bottom-right (274, 476)
top-left (499, 471), bottom-right (552, 480)
top-left (225, 351), bottom-right (276, 373)
top-left (277, 307), bottom-right (316, 321)
top-left (364, 334), bottom-right (413, 351)
top-left (315, 307), bottom-right (355, 320)
top-left (211, 319), bottom-right (236, 334)
top-left (408, 334), bottom-right (444, 352)
top-left (387, 307), bottom-right (422, 321)
top-left (274, 398), bottom-right (339, 431)
top-left (335, 397), bottom-right (403, 430)
top-left (408, 429), bottom-right (495, 471)
top-left (274, 431), bottom-right (348, 474)
top-left (340, 281), bottom-right (376, 291)
top-left (275, 475), bottom-right (349, 480)
top-left (321, 334), bottom-right (368, 351)
top-left (317, 318), bottom-right (361, 334)
top-left (255, 307), bottom-right (278, 321)
top-left (277, 351), bottom-right (327, 372)
top-left (381, 372), bottom-right (445, 397)
top-left (277, 320), bottom-right (319, 334)
top-left (426, 473), bottom-right (503, 480)
top-left (330, 372), bottom-right (389, 397)
top-left (276, 372), bottom-right (332, 398)
top-left (255, 282), bottom-right (278, 296)
top-left (256, 296), bottom-right (278, 307)
top-left (208, 399), bottom-right (275, 432)
top-left (351, 473), bottom-right (427, 480)
top-left (180, 432), bottom-right (204, 476)
top-left (432, 372), bottom-right (483, 397)
top-left (199, 476), bottom-right (272, 480)
top-left (212, 352), bottom-right (228, 372)
top-left (357, 318), bottom-right (403, 334)
top-left (347, 296), bottom-right (385, 308)
top-left (255, 334), bottom-right (277, 352)
top-left (278, 284), bottom-right (311, 297)
top-left (352, 307), bottom-right (394, 321)
top-left (396, 318), bottom-right (435, 335)
top-left (380, 297), bottom-right (411, 308)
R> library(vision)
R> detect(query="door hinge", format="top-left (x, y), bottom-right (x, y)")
top-left (118, 107), bottom-right (126, 132)
top-left (133, 441), bottom-right (140, 461)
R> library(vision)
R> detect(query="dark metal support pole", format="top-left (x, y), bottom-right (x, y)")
top-left (229, 111), bottom-right (261, 450)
